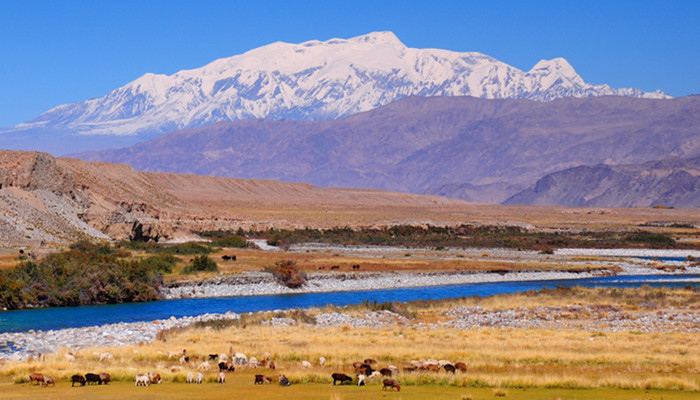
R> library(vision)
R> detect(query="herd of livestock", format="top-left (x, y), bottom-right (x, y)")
top-left (26, 349), bottom-right (468, 392)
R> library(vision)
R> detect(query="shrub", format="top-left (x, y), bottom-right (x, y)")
top-left (264, 260), bottom-right (306, 288)
top-left (183, 255), bottom-right (218, 274)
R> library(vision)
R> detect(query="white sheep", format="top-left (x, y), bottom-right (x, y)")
top-left (186, 372), bottom-right (194, 384)
top-left (301, 360), bottom-right (312, 368)
top-left (319, 356), bottom-right (326, 366)
top-left (198, 361), bottom-right (211, 371)
top-left (218, 372), bottom-right (225, 384)
top-left (195, 372), bottom-right (203, 384)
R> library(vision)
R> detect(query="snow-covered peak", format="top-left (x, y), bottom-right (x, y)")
top-left (13, 31), bottom-right (671, 138)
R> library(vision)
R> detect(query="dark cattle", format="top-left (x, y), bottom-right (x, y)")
top-left (443, 364), bottom-right (456, 374)
top-left (331, 373), bottom-right (352, 385)
top-left (330, 265), bottom-right (340, 270)
top-left (221, 255), bottom-right (231, 261)
top-left (382, 378), bottom-right (401, 391)
top-left (352, 264), bottom-right (360, 270)
top-left (379, 368), bottom-right (393, 377)
top-left (71, 375), bottom-right (86, 387)
top-left (219, 361), bottom-right (235, 372)
top-left (364, 358), bottom-right (377, 365)
top-left (99, 373), bottom-right (111, 384)
top-left (232, 255), bottom-right (236, 261)
top-left (85, 373), bottom-right (101, 385)
top-left (209, 354), bottom-right (218, 360)
top-left (454, 362), bottom-right (467, 372)
top-left (255, 374), bottom-right (272, 384)
top-left (278, 374), bottom-right (290, 386)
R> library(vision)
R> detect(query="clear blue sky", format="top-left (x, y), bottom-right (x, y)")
top-left (1, 0), bottom-right (698, 127)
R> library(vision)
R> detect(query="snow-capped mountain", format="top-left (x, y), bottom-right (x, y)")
top-left (2, 31), bottom-right (669, 152)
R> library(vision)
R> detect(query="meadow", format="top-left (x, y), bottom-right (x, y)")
top-left (1, 287), bottom-right (697, 399)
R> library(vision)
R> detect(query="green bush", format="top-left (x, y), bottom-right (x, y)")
top-left (183, 255), bottom-right (218, 274)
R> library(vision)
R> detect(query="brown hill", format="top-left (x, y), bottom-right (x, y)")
top-left (1, 150), bottom-right (698, 245)
top-left (76, 95), bottom-right (700, 204)
top-left (504, 157), bottom-right (700, 208)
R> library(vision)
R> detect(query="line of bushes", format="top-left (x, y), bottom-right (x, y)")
top-left (0, 241), bottom-right (177, 309)
top-left (245, 225), bottom-right (689, 250)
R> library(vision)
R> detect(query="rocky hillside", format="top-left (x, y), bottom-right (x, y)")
top-left (0, 150), bottom-right (465, 245)
top-left (77, 95), bottom-right (700, 204)
top-left (504, 157), bottom-right (700, 208)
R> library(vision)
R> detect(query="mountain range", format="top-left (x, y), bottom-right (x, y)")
top-left (0, 31), bottom-right (668, 154)
top-left (77, 95), bottom-right (700, 205)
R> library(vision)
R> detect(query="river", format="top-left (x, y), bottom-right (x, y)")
top-left (1, 273), bottom-right (698, 333)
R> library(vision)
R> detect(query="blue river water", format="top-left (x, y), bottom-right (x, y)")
top-left (0, 274), bottom-right (698, 333)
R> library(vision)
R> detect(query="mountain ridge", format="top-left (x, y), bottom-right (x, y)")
top-left (0, 31), bottom-right (668, 154)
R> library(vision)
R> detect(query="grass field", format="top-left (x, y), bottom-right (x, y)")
top-left (1, 287), bottom-right (697, 399)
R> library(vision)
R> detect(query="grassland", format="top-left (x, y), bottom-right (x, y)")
top-left (1, 287), bottom-right (697, 399)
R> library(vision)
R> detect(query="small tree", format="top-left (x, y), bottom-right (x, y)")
top-left (264, 260), bottom-right (306, 289)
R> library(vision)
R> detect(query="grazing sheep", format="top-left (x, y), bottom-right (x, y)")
top-left (186, 372), bottom-right (194, 384)
top-left (332, 373), bottom-right (352, 385)
top-left (195, 372), bottom-right (203, 384)
top-left (249, 357), bottom-right (259, 368)
top-left (29, 373), bottom-right (44, 386)
top-left (148, 372), bottom-right (162, 384)
top-left (218, 372), bottom-right (225, 384)
top-left (382, 378), bottom-right (401, 391)
top-left (388, 365), bottom-right (399, 375)
top-left (368, 370), bottom-right (382, 379)
top-left (42, 376), bottom-right (55, 387)
top-left (99, 373), bottom-right (111, 384)
top-left (318, 356), bottom-right (326, 366)
top-left (219, 353), bottom-right (228, 362)
top-left (71, 375), bottom-right (86, 387)
top-left (278, 374), bottom-right (290, 386)
top-left (301, 360), bottom-right (312, 369)
top-left (443, 364), bottom-right (456, 374)
top-left (454, 362), bottom-right (467, 373)
top-left (85, 373), bottom-right (101, 385)
top-left (427, 364), bottom-right (440, 372)
top-left (219, 361), bottom-right (235, 372)
top-left (198, 361), bottom-right (211, 371)
top-left (99, 352), bottom-right (114, 362)
top-left (233, 352), bottom-right (248, 365)
top-left (135, 374), bottom-right (150, 387)
top-left (357, 374), bottom-right (366, 386)
top-left (379, 368), bottom-right (393, 377)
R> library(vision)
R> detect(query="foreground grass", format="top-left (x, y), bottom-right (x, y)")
top-left (2, 379), bottom-right (698, 400)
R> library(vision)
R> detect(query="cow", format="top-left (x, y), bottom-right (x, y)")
top-left (186, 372), bottom-right (194, 384)
top-left (443, 364), bottom-right (456, 374)
top-left (357, 374), bottom-right (366, 386)
top-left (29, 372), bottom-right (44, 385)
top-left (135, 374), bottom-right (150, 386)
top-left (332, 373), bottom-right (352, 385)
top-left (42, 376), bottom-right (55, 387)
top-left (148, 372), bottom-right (162, 384)
top-left (352, 264), bottom-right (360, 270)
top-left (382, 378), bottom-right (401, 391)
top-left (99, 373), bottom-right (111, 385)
top-left (221, 255), bottom-right (231, 261)
top-left (195, 372), bottom-right (203, 384)
top-left (71, 375), bottom-right (86, 387)
top-left (218, 372), bottom-right (225, 384)
top-left (85, 373), bottom-right (101, 385)
top-left (454, 362), bottom-right (467, 373)
top-left (379, 368), bottom-right (393, 377)
top-left (278, 374), bottom-right (290, 386)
